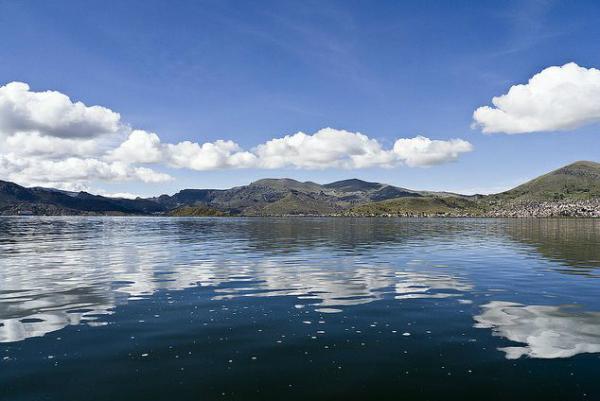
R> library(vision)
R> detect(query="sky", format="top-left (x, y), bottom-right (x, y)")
top-left (1, 0), bottom-right (600, 197)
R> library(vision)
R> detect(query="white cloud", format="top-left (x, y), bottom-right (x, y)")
top-left (0, 82), bottom-right (121, 139)
top-left (3, 132), bottom-right (100, 158)
top-left (0, 82), bottom-right (474, 191)
top-left (130, 166), bottom-right (172, 183)
top-left (108, 130), bottom-right (257, 170)
top-left (107, 130), bottom-right (163, 164)
top-left (110, 128), bottom-right (472, 171)
top-left (393, 136), bottom-right (473, 167)
top-left (0, 154), bottom-right (172, 190)
top-left (252, 129), bottom-right (471, 169)
top-left (473, 62), bottom-right (600, 134)
top-left (166, 140), bottom-right (257, 170)
top-left (0, 83), bottom-right (170, 190)
top-left (95, 190), bottom-right (142, 200)
top-left (253, 128), bottom-right (397, 169)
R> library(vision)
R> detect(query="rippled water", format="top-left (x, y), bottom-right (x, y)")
top-left (1, 217), bottom-right (599, 400)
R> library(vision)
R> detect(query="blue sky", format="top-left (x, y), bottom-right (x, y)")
top-left (1, 0), bottom-right (600, 196)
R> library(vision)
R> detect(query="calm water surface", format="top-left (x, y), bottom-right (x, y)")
top-left (1, 217), bottom-right (599, 400)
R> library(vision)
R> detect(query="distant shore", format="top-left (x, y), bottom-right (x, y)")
top-left (2, 161), bottom-right (600, 218)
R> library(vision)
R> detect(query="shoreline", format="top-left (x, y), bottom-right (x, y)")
top-left (2, 213), bottom-right (599, 219)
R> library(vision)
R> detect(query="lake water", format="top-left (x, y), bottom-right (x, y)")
top-left (1, 217), bottom-right (599, 400)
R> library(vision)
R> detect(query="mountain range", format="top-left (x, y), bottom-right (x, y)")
top-left (1, 161), bottom-right (599, 217)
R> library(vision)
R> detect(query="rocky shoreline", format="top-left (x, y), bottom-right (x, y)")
top-left (3, 161), bottom-right (600, 218)
top-left (3, 198), bottom-right (600, 218)
top-left (485, 199), bottom-right (600, 218)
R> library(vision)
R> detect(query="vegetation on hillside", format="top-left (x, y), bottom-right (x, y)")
top-left (487, 161), bottom-right (600, 203)
top-left (2, 161), bottom-right (599, 217)
top-left (347, 196), bottom-right (484, 216)
top-left (168, 206), bottom-right (227, 217)
top-left (245, 192), bottom-right (341, 216)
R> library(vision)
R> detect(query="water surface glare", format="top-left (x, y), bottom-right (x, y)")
top-left (1, 217), bottom-right (599, 400)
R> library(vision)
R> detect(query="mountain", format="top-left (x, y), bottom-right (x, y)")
top-left (1, 161), bottom-right (599, 217)
top-left (323, 178), bottom-right (383, 192)
top-left (470, 161), bottom-right (600, 217)
top-left (0, 180), bottom-right (165, 215)
top-left (251, 178), bottom-right (323, 193)
top-left (151, 178), bottom-right (427, 215)
top-left (168, 205), bottom-right (226, 217)
top-left (490, 161), bottom-right (600, 202)
top-left (347, 196), bottom-right (481, 217)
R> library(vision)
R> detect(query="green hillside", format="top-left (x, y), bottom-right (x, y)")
top-left (2, 161), bottom-right (599, 217)
top-left (348, 196), bottom-right (483, 216)
top-left (168, 206), bottom-right (227, 217)
top-left (490, 161), bottom-right (600, 203)
top-left (246, 192), bottom-right (341, 216)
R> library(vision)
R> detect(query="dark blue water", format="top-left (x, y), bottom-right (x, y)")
top-left (1, 217), bottom-right (599, 400)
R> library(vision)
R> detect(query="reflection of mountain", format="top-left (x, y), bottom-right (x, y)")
top-left (7, 216), bottom-right (599, 345)
top-left (504, 219), bottom-right (600, 273)
top-left (394, 272), bottom-right (472, 299)
top-left (238, 217), bottom-right (484, 254)
top-left (0, 217), bottom-right (474, 342)
top-left (474, 301), bottom-right (600, 359)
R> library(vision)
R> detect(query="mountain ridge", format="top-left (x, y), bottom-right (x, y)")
top-left (1, 161), bottom-right (599, 217)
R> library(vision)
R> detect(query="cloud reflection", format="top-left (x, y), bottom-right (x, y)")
top-left (1, 256), bottom-right (473, 343)
top-left (474, 301), bottom-right (600, 359)
top-left (0, 247), bottom-right (472, 343)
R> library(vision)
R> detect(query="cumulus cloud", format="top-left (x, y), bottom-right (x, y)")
top-left (0, 81), bottom-right (473, 191)
top-left (253, 128), bottom-right (396, 169)
top-left (110, 128), bottom-right (473, 171)
top-left (100, 192), bottom-right (142, 200)
top-left (393, 136), bottom-right (473, 167)
top-left (3, 132), bottom-right (100, 159)
top-left (0, 154), bottom-right (172, 189)
top-left (252, 129), bottom-right (472, 169)
top-left (473, 62), bottom-right (600, 134)
top-left (108, 130), bottom-right (257, 170)
top-left (107, 130), bottom-right (164, 164)
top-left (0, 82), bottom-right (121, 139)
top-left (166, 140), bottom-right (257, 170)
top-left (0, 82), bottom-right (171, 190)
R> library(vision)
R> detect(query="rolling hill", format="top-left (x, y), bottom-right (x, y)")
top-left (489, 161), bottom-right (600, 202)
top-left (347, 196), bottom-right (482, 217)
top-left (0, 180), bottom-right (164, 215)
top-left (1, 161), bottom-right (599, 217)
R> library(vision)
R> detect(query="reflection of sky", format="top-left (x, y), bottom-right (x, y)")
top-left (211, 263), bottom-right (471, 307)
top-left (0, 218), bottom-right (477, 343)
top-left (1, 217), bottom-right (599, 349)
top-left (474, 301), bottom-right (600, 359)
top-left (0, 254), bottom-right (472, 342)
top-left (394, 272), bottom-right (471, 300)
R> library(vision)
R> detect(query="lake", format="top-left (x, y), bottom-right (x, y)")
top-left (1, 217), bottom-right (599, 400)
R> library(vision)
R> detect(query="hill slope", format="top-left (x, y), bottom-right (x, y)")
top-left (348, 196), bottom-right (482, 217)
top-left (151, 178), bottom-right (429, 215)
top-left (1, 161), bottom-right (599, 217)
top-left (0, 181), bottom-right (165, 215)
top-left (491, 161), bottom-right (600, 203)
